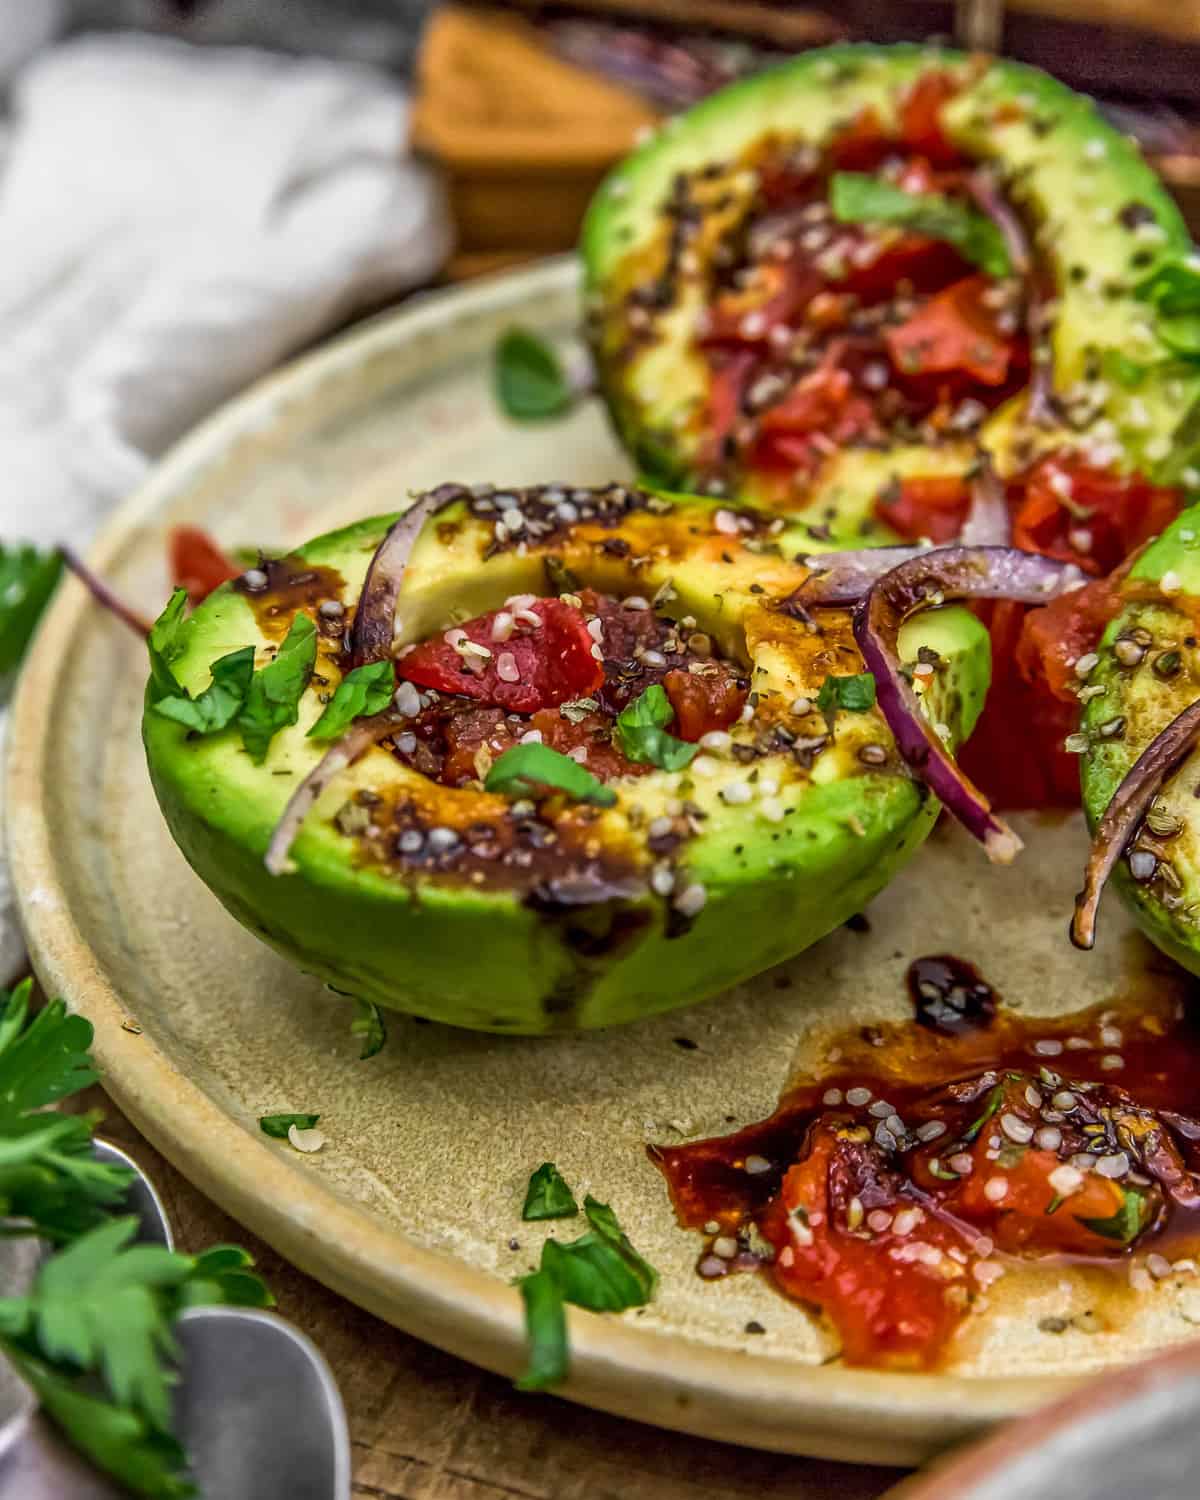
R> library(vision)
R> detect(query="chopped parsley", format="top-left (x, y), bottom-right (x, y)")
top-left (613, 684), bottom-right (697, 771)
top-left (237, 612), bottom-right (318, 763)
top-left (960, 1084), bottom-right (1004, 1144)
top-left (1135, 261), bottom-right (1200, 360)
top-left (494, 328), bottom-right (573, 421)
top-left (1078, 1187), bottom-right (1148, 1245)
top-left (485, 742), bottom-right (617, 807)
top-left (152, 645), bottom-right (255, 736)
top-left (816, 672), bottom-right (876, 718)
top-left (522, 1163), bottom-right (579, 1222)
top-left (147, 588), bottom-right (191, 702)
top-left (830, 173), bottom-right (1011, 278)
top-left (515, 1193), bottom-right (658, 1391)
top-left (258, 1113), bottom-right (320, 1139)
top-left (308, 660), bottom-right (395, 742)
top-left (0, 544), bottom-right (63, 677)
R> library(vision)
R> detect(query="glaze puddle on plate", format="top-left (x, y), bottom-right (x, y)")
top-left (10, 260), bottom-right (1198, 1464)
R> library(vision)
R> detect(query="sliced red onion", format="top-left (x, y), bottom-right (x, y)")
top-left (58, 546), bottom-right (153, 637)
top-left (1071, 697), bottom-right (1200, 950)
top-left (264, 716), bottom-right (391, 876)
top-left (348, 485), bottom-right (466, 668)
top-left (786, 546), bottom-right (934, 609)
top-left (855, 547), bottom-right (1084, 864)
top-left (965, 169), bottom-right (1055, 426)
top-left (959, 460), bottom-right (1010, 548)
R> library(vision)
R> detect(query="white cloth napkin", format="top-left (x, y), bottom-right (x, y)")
top-left (0, 31), bottom-right (452, 978)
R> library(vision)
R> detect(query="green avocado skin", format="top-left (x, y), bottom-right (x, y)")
top-left (582, 42), bottom-right (1197, 499)
top-left (144, 518), bottom-right (989, 1034)
top-left (1081, 502), bottom-right (1200, 974)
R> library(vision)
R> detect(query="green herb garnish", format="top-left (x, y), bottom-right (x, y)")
top-left (515, 1194), bottom-right (658, 1391)
top-left (494, 328), bottom-right (573, 421)
top-left (522, 1163), bottom-right (579, 1222)
top-left (484, 742), bottom-right (617, 807)
top-left (237, 612), bottom-right (318, 763)
top-left (613, 684), bottom-right (697, 771)
top-left (927, 1159), bottom-right (960, 1181)
top-left (152, 646), bottom-right (255, 736)
top-left (0, 544), bottom-right (63, 678)
top-left (830, 173), bottom-right (1011, 278)
top-left (816, 672), bottom-right (876, 717)
top-left (147, 588), bottom-right (190, 702)
top-left (1135, 262), bottom-right (1200, 359)
top-left (308, 661), bottom-right (395, 742)
top-left (258, 1113), bottom-right (320, 1140)
top-left (960, 1084), bottom-right (1005, 1144)
top-left (1077, 1187), bottom-right (1148, 1245)
top-left (350, 998), bottom-right (387, 1060)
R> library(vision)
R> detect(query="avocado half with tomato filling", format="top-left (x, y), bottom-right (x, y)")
top-left (144, 483), bottom-right (989, 1033)
top-left (582, 43), bottom-right (1200, 548)
top-left (1077, 501), bottom-right (1200, 974)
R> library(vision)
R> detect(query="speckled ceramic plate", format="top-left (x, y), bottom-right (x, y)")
top-left (9, 259), bottom-right (1200, 1465)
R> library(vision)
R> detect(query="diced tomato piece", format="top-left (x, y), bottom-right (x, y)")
top-left (874, 475), bottom-right (971, 544)
top-left (529, 707), bottom-right (649, 782)
top-left (885, 275), bottom-right (1014, 387)
top-left (169, 526), bottom-right (240, 605)
top-left (760, 1124), bottom-right (976, 1369)
top-left (899, 73), bottom-right (962, 167)
top-left (838, 236), bottom-right (969, 302)
top-left (1016, 571), bottom-right (1130, 704)
top-left (1010, 455), bottom-right (1181, 577)
top-left (399, 599), bottom-right (603, 713)
top-left (441, 707), bottom-right (518, 786)
top-left (758, 364), bottom-right (854, 435)
top-left (702, 352), bottom-right (756, 463)
top-left (663, 667), bottom-right (747, 742)
top-left (828, 105), bottom-right (890, 171)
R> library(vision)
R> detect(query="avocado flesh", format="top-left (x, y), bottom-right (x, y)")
top-left (145, 488), bottom-right (989, 1033)
top-left (1080, 503), bottom-right (1200, 974)
top-left (582, 42), bottom-right (1198, 534)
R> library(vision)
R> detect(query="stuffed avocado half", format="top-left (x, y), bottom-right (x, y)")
top-left (582, 43), bottom-right (1200, 544)
top-left (144, 484), bottom-right (989, 1033)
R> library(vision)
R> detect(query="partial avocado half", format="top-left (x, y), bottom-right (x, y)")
top-left (144, 486), bottom-right (989, 1033)
top-left (582, 43), bottom-right (1198, 533)
top-left (1081, 502), bottom-right (1200, 973)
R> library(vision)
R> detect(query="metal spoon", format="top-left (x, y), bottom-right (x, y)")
top-left (0, 1137), bottom-right (351, 1499)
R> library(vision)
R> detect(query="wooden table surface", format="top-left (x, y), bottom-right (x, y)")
top-left (79, 1087), bottom-right (907, 1500)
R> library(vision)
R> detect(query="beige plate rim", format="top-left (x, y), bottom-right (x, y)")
top-left (7, 259), bottom-right (1086, 1464)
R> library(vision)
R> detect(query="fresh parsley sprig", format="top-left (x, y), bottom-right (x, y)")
top-left (830, 173), bottom-right (1011, 278)
top-left (494, 328), bottom-right (574, 421)
top-left (485, 743), bottom-right (617, 807)
top-left (0, 545), bottom-right (63, 679)
top-left (612, 684), bottom-right (696, 772)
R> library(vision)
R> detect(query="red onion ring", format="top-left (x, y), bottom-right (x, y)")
top-left (349, 484), bottom-right (466, 668)
top-left (965, 169), bottom-right (1055, 427)
top-left (959, 459), bottom-right (1010, 548)
top-left (855, 547), bottom-right (1084, 863)
top-left (786, 546), bottom-right (934, 609)
top-left (1071, 697), bottom-right (1200, 950)
top-left (264, 715), bottom-right (396, 877)
top-left (58, 546), bottom-right (152, 637)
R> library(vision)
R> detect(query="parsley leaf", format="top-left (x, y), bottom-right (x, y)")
top-left (959, 1083), bottom-right (1004, 1144)
top-left (515, 1195), bottom-right (657, 1391)
top-left (258, 1113), bottom-right (320, 1140)
top-left (816, 672), bottom-right (876, 717)
top-left (151, 646), bottom-right (255, 736)
top-left (0, 544), bottom-right (63, 677)
top-left (494, 328), bottom-right (572, 420)
top-left (1077, 1187), bottom-right (1148, 1245)
top-left (514, 1271), bottom-right (567, 1392)
top-left (485, 743), bottom-right (617, 807)
top-left (350, 998), bottom-right (387, 1060)
top-left (1134, 262), bottom-right (1200, 360)
top-left (830, 173), bottom-right (1011, 278)
top-left (522, 1163), bottom-right (579, 1222)
top-left (613, 684), bottom-right (697, 771)
top-left (308, 660), bottom-right (395, 741)
top-left (147, 589), bottom-right (190, 702)
top-left (237, 612), bottom-right (317, 763)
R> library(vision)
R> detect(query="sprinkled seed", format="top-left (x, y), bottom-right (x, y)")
top-left (744, 1155), bottom-right (772, 1175)
top-left (885, 1114), bottom-right (906, 1139)
top-left (642, 649), bottom-right (668, 668)
top-left (1064, 733), bottom-right (1090, 754)
top-left (1145, 804), bottom-right (1184, 838)
top-left (623, 596), bottom-right (650, 611)
top-left (917, 1120), bottom-right (947, 1143)
top-left (1147, 1253), bottom-right (1173, 1280)
top-left (712, 1236), bottom-right (739, 1259)
top-left (846, 1087), bottom-right (872, 1107)
top-left (1034, 1039), bottom-right (1064, 1056)
top-left (1095, 1152), bottom-right (1130, 1179)
top-left (514, 608), bottom-right (542, 628)
top-left (1154, 650), bottom-right (1182, 678)
top-left (1100, 1054), bottom-right (1125, 1071)
top-left (790, 696), bottom-right (812, 716)
top-left (495, 652), bottom-right (519, 683)
top-left (1097, 716), bottom-right (1126, 739)
top-left (858, 744), bottom-right (888, 766)
top-left (1129, 1265), bottom-right (1152, 1292)
top-left (698, 1256), bottom-right (727, 1279)
top-left (791, 1219), bottom-right (814, 1248)
top-left (823, 1088), bottom-right (844, 1106)
top-left (867, 1210), bottom-right (894, 1233)
top-left (1025, 1085), bottom-right (1043, 1110)
top-left (700, 730), bottom-right (732, 752)
top-left (1113, 637), bottom-right (1145, 667)
top-left (1034, 1126), bottom-right (1063, 1151)
top-left (589, 643), bottom-right (604, 661)
top-left (648, 816), bottom-right (674, 839)
top-left (1074, 652), bottom-right (1099, 678)
top-left (1099, 1025), bottom-right (1123, 1047)
top-left (892, 1207), bottom-right (922, 1237)
top-left (1052, 1091), bottom-right (1077, 1111)
top-left (874, 1123), bottom-right (898, 1151)
top-left (983, 1177), bottom-right (1008, 1203)
top-left (398, 830), bottom-right (424, 854)
top-left (690, 755), bottom-right (718, 777)
top-left (651, 867), bottom-right (676, 898)
top-left (1069, 1152), bottom-right (1098, 1170)
top-left (846, 1196), bottom-right (864, 1231)
top-left (868, 1100), bottom-right (895, 1118)
top-left (241, 567), bottom-right (269, 591)
top-left (491, 611), bottom-right (515, 641)
top-left (674, 883), bottom-right (707, 918)
top-left (568, 746), bottom-right (588, 764)
top-left (501, 508), bottom-right (525, 534)
top-left (714, 509), bottom-right (741, 536)
top-left (1001, 1113), bottom-right (1034, 1144)
top-left (947, 1153), bottom-right (974, 1175)
top-left (426, 826), bottom-right (460, 854)
top-left (721, 782), bottom-right (754, 805)
top-left (394, 681), bottom-right (422, 717)
top-left (319, 599), bottom-right (344, 619)
top-left (587, 617), bottom-right (605, 642)
top-left (1161, 569), bottom-right (1182, 596)
top-left (703, 1220), bottom-right (721, 1235)
top-left (288, 1124), bottom-right (326, 1153)
top-left (759, 798), bottom-right (785, 823)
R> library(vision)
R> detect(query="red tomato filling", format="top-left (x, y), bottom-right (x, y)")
top-left (169, 525), bottom-right (240, 605)
top-left (393, 588), bottom-right (748, 788)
